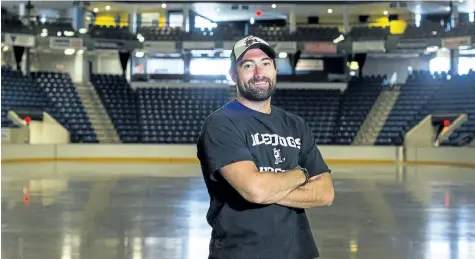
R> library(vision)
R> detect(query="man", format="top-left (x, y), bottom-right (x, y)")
top-left (196, 35), bottom-right (334, 259)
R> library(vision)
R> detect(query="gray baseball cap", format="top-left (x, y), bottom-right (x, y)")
top-left (230, 35), bottom-right (277, 64)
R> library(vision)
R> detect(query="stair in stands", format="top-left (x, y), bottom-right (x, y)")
top-left (353, 88), bottom-right (400, 145)
top-left (76, 83), bottom-right (120, 143)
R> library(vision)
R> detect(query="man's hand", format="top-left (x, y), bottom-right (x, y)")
top-left (276, 172), bottom-right (334, 209)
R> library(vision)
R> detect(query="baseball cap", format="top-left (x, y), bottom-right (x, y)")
top-left (230, 35), bottom-right (277, 65)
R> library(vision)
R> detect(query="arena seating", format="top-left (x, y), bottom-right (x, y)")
top-left (89, 25), bottom-right (136, 40)
top-left (1, 13), bottom-right (31, 33)
top-left (1, 66), bottom-right (50, 128)
top-left (375, 71), bottom-right (442, 145)
top-left (333, 75), bottom-right (384, 145)
top-left (295, 26), bottom-right (340, 41)
top-left (422, 71), bottom-right (475, 146)
top-left (138, 26), bottom-right (183, 41)
top-left (249, 25), bottom-right (294, 41)
top-left (90, 74), bottom-right (140, 143)
top-left (31, 71), bottom-right (98, 143)
top-left (348, 26), bottom-right (390, 40)
top-left (31, 19), bottom-right (76, 37)
top-left (136, 87), bottom-right (229, 144)
top-left (272, 88), bottom-right (341, 144)
top-left (402, 22), bottom-right (445, 38)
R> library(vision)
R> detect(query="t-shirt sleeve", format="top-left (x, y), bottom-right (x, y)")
top-left (197, 116), bottom-right (254, 181)
top-left (298, 120), bottom-right (331, 176)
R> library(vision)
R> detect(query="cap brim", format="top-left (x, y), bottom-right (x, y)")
top-left (234, 43), bottom-right (277, 63)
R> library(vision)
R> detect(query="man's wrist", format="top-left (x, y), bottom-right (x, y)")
top-left (296, 166), bottom-right (310, 185)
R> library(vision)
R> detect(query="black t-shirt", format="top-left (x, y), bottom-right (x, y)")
top-left (197, 99), bottom-right (331, 259)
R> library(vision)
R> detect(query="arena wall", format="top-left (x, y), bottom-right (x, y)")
top-left (2, 144), bottom-right (474, 168)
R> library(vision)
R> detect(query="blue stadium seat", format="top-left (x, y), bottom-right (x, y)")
top-left (91, 74), bottom-right (140, 143)
top-left (333, 75), bottom-right (384, 145)
top-left (31, 71), bottom-right (98, 143)
top-left (272, 88), bottom-right (341, 145)
top-left (136, 87), bottom-right (229, 144)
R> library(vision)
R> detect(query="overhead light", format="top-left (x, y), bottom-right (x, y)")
top-left (161, 3), bottom-right (167, 8)
top-left (327, 9), bottom-right (333, 14)
top-left (105, 5), bottom-right (111, 11)
top-left (459, 0), bottom-right (464, 3)
top-left (383, 10), bottom-right (388, 15)
top-left (135, 51), bottom-right (145, 58)
top-left (250, 17), bottom-right (255, 24)
top-left (278, 52), bottom-right (287, 58)
top-left (64, 49), bottom-right (75, 55)
top-left (64, 31), bottom-right (74, 37)
top-left (470, 12), bottom-right (474, 22)
top-left (271, 4), bottom-right (277, 8)
top-left (79, 28), bottom-right (87, 34)
top-left (57, 31), bottom-right (62, 36)
top-left (93, 8), bottom-right (98, 12)
top-left (445, 6), bottom-right (451, 12)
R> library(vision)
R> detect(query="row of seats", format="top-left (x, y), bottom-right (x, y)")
top-left (3, 68), bottom-right (473, 146)
top-left (1, 67), bottom-right (97, 143)
top-left (332, 76), bottom-right (385, 144)
top-left (376, 70), bottom-right (475, 146)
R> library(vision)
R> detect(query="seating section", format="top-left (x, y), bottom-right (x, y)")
top-left (91, 74), bottom-right (140, 143)
top-left (295, 27), bottom-right (340, 41)
top-left (1, 67), bottom-right (50, 128)
top-left (138, 26), bottom-right (184, 41)
top-left (136, 87), bottom-right (229, 144)
top-left (89, 25), bottom-right (136, 40)
top-left (32, 72), bottom-right (98, 143)
top-left (349, 26), bottom-right (390, 40)
top-left (272, 89), bottom-right (341, 144)
top-left (375, 71), bottom-right (442, 145)
top-left (423, 72), bottom-right (475, 146)
top-left (249, 25), bottom-right (294, 41)
top-left (333, 76), bottom-right (384, 145)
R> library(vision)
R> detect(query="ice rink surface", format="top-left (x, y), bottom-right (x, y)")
top-left (2, 162), bottom-right (475, 259)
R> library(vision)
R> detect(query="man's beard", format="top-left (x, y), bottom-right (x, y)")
top-left (236, 76), bottom-right (277, 101)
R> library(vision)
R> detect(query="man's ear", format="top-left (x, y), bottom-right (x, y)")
top-left (229, 69), bottom-right (237, 83)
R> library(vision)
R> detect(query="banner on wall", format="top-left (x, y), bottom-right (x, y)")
top-left (49, 37), bottom-right (83, 50)
top-left (3, 33), bottom-right (35, 47)
top-left (143, 41), bottom-right (177, 52)
top-left (441, 36), bottom-right (472, 49)
top-left (296, 59), bottom-right (324, 71)
top-left (352, 40), bottom-right (385, 53)
top-left (268, 41), bottom-right (297, 53)
top-left (94, 41), bottom-right (125, 50)
top-left (396, 39), bottom-right (429, 49)
top-left (302, 42), bottom-right (337, 54)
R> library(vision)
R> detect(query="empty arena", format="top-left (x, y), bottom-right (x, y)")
top-left (1, 1), bottom-right (475, 259)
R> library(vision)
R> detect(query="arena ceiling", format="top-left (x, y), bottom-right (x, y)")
top-left (2, 1), bottom-right (475, 22)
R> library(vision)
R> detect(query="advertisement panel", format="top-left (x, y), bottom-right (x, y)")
top-left (49, 37), bottom-right (83, 50)
top-left (303, 42), bottom-right (337, 54)
top-left (441, 36), bottom-right (472, 49)
top-left (352, 40), bottom-right (385, 53)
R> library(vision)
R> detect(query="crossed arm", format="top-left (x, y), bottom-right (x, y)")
top-left (220, 161), bottom-right (334, 209)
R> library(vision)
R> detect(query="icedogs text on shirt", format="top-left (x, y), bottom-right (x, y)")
top-left (251, 133), bottom-right (301, 149)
